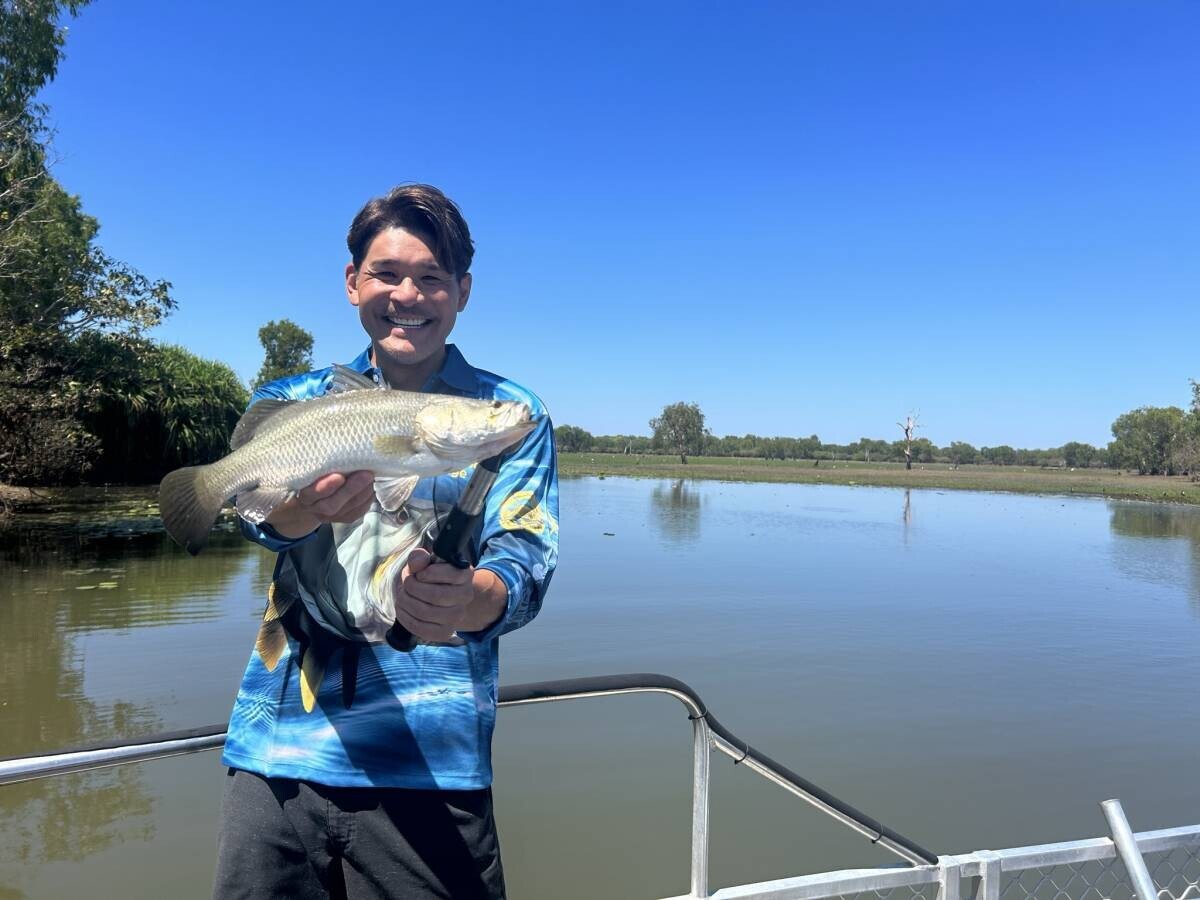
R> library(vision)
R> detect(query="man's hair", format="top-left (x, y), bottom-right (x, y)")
top-left (346, 184), bottom-right (475, 277)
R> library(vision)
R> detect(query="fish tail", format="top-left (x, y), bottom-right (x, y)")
top-left (159, 464), bottom-right (227, 555)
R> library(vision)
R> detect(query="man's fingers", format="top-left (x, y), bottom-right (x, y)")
top-left (413, 561), bottom-right (473, 586)
top-left (393, 603), bottom-right (457, 644)
top-left (296, 471), bottom-right (373, 511)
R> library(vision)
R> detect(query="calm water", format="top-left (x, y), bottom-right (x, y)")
top-left (1, 478), bottom-right (1198, 899)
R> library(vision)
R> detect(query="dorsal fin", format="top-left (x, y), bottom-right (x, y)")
top-left (230, 398), bottom-right (295, 450)
top-left (327, 365), bottom-right (380, 394)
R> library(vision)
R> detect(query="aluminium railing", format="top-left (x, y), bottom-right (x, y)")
top-left (2, 673), bottom-right (1197, 900)
top-left (0, 672), bottom-right (934, 896)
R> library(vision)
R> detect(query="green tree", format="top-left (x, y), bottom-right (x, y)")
top-left (947, 441), bottom-right (977, 465)
top-left (1108, 406), bottom-right (1187, 475)
top-left (1060, 442), bottom-right (1097, 468)
top-left (254, 318), bottom-right (314, 388)
top-left (80, 341), bottom-right (247, 483)
top-left (554, 424), bottom-right (593, 452)
top-left (650, 401), bottom-right (708, 464)
top-left (0, 0), bottom-right (175, 485)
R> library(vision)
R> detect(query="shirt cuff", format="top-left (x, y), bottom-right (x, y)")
top-left (460, 562), bottom-right (530, 644)
top-left (240, 518), bottom-right (320, 553)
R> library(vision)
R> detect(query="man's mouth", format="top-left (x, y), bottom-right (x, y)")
top-left (385, 316), bottom-right (431, 328)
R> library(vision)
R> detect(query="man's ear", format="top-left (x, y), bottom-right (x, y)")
top-left (457, 273), bottom-right (472, 312)
top-left (345, 262), bottom-right (360, 307)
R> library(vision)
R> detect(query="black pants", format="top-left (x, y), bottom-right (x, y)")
top-left (213, 768), bottom-right (506, 899)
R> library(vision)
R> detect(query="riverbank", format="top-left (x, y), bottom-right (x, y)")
top-left (3, 458), bottom-right (1198, 531)
top-left (558, 453), bottom-right (1200, 504)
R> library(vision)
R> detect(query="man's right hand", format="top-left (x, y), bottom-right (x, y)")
top-left (264, 470), bottom-right (376, 538)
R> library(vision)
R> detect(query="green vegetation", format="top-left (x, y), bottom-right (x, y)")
top-left (561, 383), bottom-right (1200, 493)
top-left (558, 454), bottom-right (1200, 505)
top-left (0, 1), bottom-right (249, 486)
top-left (649, 401), bottom-right (707, 463)
top-left (254, 318), bottom-right (314, 389)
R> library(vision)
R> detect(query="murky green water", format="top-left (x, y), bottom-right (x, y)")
top-left (2, 479), bottom-right (1198, 898)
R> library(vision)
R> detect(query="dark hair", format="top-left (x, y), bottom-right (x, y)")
top-left (346, 184), bottom-right (475, 276)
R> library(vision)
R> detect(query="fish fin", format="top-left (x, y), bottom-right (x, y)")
top-left (374, 475), bottom-right (419, 512)
top-left (236, 485), bottom-right (293, 524)
top-left (300, 649), bottom-right (324, 713)
top-left (158, 465), bottom-right (227, 555)
top-left (256, 619), bottom-right (288, 672)
top-left (263, 582), bottom-right (295, 623)
top-left (373, 435), bottom-right (420, 456)
top-left (327, 365), bottom-right (380, 393)
top-left (230, 398), bottom-right (295, 450)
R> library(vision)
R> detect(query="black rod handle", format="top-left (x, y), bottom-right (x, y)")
top-left (385, 455), bottom-right (503, 652)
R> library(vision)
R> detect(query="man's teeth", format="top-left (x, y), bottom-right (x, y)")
top-left (387, 316), bottom-right (428, 327)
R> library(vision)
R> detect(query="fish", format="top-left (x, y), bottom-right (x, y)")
top-left (158, 365), bottom-right (536, 555)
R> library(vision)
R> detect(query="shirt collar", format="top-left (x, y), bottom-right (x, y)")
top-left (345, 343), bottom-right (479, 394)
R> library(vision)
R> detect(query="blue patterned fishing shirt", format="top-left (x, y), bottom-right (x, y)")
top-left (221, 344), bottom-right (559, 789)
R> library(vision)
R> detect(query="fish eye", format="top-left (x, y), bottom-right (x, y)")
top-left (491, 401), bottom-right (502, 409)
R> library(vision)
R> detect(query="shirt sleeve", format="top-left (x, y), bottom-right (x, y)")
top-left (460, 411), bottom-right (560, 644)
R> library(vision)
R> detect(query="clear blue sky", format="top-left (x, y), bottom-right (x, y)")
top-left (39, 1), bottom-right (1199, 449)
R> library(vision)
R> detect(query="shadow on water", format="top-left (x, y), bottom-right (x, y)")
top-left (1108, 501), bottom-right (1200, 609)
top-left (649, 479), bottom-right (702, 544)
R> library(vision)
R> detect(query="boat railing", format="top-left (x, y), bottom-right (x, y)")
top-left (2, 673), bottom-right (1197, 900)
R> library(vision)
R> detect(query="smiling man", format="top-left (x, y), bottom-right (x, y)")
top-left (212, 184), bottom-right (559, 900)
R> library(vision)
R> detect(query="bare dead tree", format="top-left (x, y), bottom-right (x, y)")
top-left (897, 413), bottom-right (920, 471)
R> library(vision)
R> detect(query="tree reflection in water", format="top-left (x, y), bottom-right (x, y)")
top-left (649, 479), bottom-right (702, 545)
top-left (0, 524), bottom-right (247, 873)
top-left (1108, 501), bottom-right (1200, 610)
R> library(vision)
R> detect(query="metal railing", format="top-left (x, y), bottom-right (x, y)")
top-left (3, 674), bottom-right (1197, 900)
top-left (1, 672), bottom-right (935, 897)
top-left (683, 815), bottom-right (1200, 900)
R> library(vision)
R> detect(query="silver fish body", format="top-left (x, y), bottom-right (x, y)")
top-left (159, 369), bottom-right (535, 554)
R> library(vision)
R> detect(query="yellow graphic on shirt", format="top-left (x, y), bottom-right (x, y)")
top-left (499, 490), bottom-right (554, 535)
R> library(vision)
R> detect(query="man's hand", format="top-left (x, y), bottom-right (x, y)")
top-left (264, 471), bottom-right (375, 539)
top-left (394, 548), bottom-right (508, 644)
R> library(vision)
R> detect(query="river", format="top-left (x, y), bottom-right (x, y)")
top-left (2, 478), bottom-right (1198, 899)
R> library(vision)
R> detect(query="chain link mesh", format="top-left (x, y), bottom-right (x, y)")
top-left (997, 847), bottom-right (1200, 900)
top-left (822, 843), bottom-right (1200, 900)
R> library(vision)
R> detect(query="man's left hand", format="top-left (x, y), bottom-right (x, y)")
top-left (394, 548), bottom-right (507, 643)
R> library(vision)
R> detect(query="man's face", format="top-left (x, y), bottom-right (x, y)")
top-left (346, 227), bottom-right (471, 390)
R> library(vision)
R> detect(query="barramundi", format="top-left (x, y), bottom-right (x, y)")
top-left (158, 366), bottom-right (535, 554)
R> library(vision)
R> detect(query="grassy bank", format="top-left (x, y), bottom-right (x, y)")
top-left (558, 453), bottom-right (1200, 505)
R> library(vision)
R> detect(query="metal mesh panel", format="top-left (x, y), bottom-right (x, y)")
top-left (1001, 859), bottom-right (1134, 900)
top-left (836, 887), bottom-right (941, 900)
top-left (1147, 845), bottom-right (1200, 900)
top-left (996, 845), bottom-right (1200, 900)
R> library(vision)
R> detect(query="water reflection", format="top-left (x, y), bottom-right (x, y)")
top-left (0, 525), bottom-right (256, 877)
top-left (1108, 502), bottom-right (1200, 607)
top-left (649, 479), bottom-right (702, 544)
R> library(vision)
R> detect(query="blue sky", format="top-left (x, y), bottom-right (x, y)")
top-left (39, 1), bottom-right (1199, 449)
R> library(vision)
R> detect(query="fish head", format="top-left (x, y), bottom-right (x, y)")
top-left (415, 395), bottom-right (537, 463)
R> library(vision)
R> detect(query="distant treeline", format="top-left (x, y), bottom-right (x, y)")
top-left (556, 428), bottom-right (1111, 467)
top-left (557, 383), bottom-right (1200, 477)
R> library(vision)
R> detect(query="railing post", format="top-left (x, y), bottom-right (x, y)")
top-left (1102, 799), bottom-right (1160, 900)
top-left (690, 715), bottom-right (712, 898)
top-left (938, 857), bottom-right (963, 900)
top-left (976, 850), bottom-right (1001, 900)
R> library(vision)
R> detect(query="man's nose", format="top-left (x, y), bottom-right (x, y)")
top-left (390, 277), bottom-right (421, 302)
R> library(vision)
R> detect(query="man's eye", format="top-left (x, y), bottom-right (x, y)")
top-left (422, 275), bottom-right (446, 284)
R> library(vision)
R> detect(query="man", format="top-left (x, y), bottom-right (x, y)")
top-left (213, 184), bottom-right (558, 899)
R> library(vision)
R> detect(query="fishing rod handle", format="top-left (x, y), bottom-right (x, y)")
top-left (385, 506), bottom-right (479, 652)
